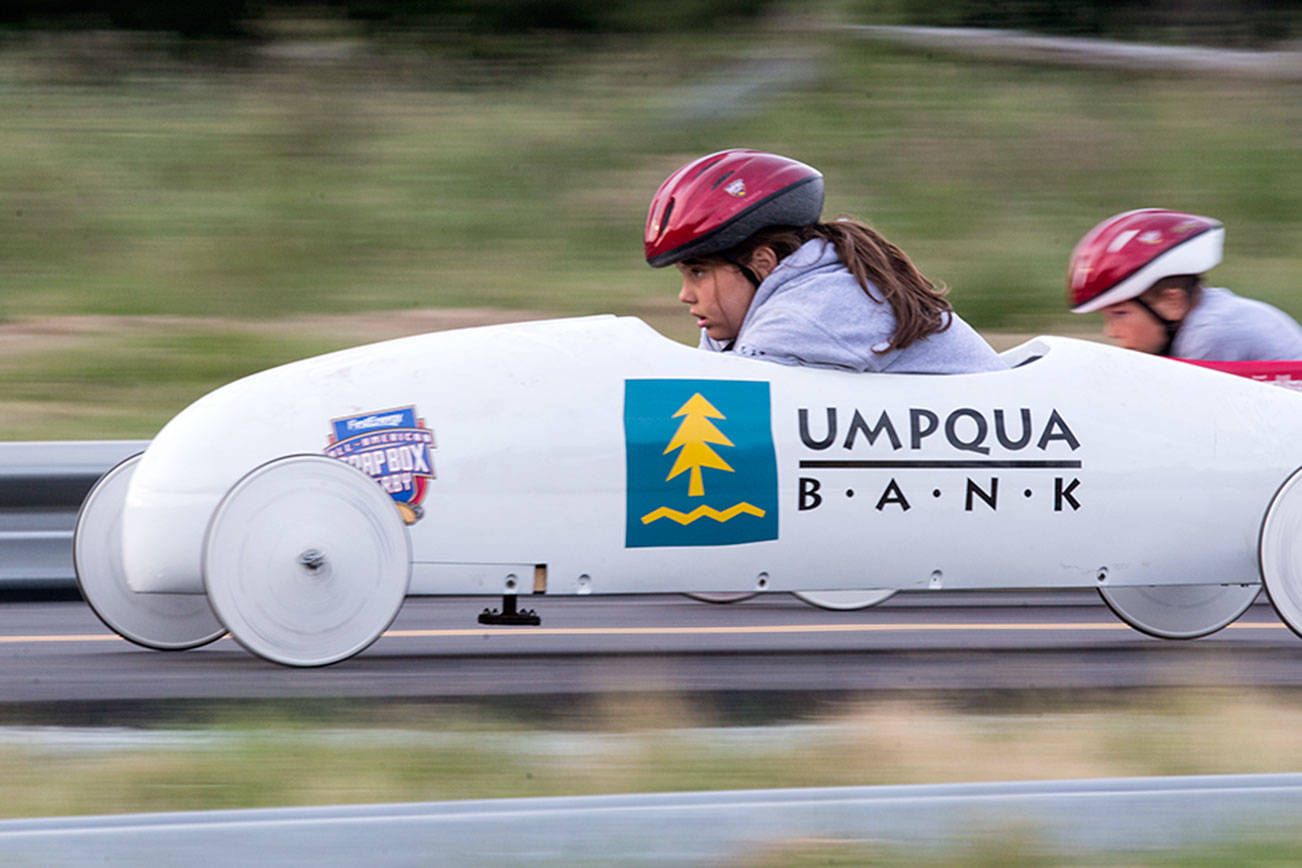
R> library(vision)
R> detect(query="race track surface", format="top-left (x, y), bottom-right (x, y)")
top-left (2, 592), bottom-right (1300, 705)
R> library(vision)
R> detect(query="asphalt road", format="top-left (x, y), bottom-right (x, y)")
top-left (2, 591), bottom-right (1300, 705)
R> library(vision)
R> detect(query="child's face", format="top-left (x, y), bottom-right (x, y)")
top-left (675, 260), bottom-right (756, 342)
top-left (1100, 300), bottom-right (1168, 353)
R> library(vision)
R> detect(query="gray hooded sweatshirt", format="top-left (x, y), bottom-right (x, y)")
top-left (700, 239), bottom-right (1007, 374)
top-left (1170, 286), bottom-right (1302, 360)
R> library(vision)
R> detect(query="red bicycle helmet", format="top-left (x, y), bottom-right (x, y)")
top-left (1068, 209), bottom-right (1223, 313)
top-left (644, 149), bottom-right (824, 268)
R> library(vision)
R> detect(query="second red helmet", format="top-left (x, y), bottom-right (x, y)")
top-left (644, 149), bottom-right (824, 268)
top-left (1068, 209), bottom-right (1224, 313)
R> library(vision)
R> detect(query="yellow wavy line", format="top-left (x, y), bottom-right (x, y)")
top-left (640, 502), bottom-right (766, 525)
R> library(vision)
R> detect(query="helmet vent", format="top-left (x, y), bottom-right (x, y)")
top-left (710, 170), bottom-right (735, 190)
top-left (656, 198), bottom-right (675, 243)
top-left (691, 156), bottom-right (726, 180)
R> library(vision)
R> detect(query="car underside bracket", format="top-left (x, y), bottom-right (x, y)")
top-left (478, 594), bottom-right (541, 626)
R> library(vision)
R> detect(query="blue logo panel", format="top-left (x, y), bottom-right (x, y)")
top-left (324, 406), bottom-right (436, 525)
top-left (625, 379), bottom-right (777, 547)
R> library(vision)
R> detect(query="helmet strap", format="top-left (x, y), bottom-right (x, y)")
top-left (1132, 296), bottom-right (1182, 356)
top-left (722, 254), bottom-right (762, 289)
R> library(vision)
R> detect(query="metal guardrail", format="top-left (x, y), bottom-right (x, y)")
top-left (0, 774), bottom-right (1299, 865)
top-left (841, 25), bottom-right (1302, 80)
top-left (0, 441), bottom-right (147, 590)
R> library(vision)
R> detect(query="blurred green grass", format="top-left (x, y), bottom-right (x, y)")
top-left (0, 13), bottom-right (1299, 436)
top-left (2, 688), bottom-right (1302, 864)
top-left (747, 835), bottom-right (1302, 867)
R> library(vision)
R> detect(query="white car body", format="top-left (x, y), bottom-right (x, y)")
top-left (119, 315), bottom-right (1302, 600)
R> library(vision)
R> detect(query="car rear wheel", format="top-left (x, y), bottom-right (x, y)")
top-left (1099, 584), bottom-right (1259, 639)
top-left (682, 592), bottom-right (759, 604)
top-left (792, 589), bottom-right (898, 611)
top-left (1259, 466), bottom-right (1302, 639)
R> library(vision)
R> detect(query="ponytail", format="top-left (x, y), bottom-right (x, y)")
top-left (731, 219), bottom-right (953, 353)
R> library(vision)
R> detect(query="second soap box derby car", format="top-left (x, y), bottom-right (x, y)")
top-left (73, 315), bottom-right (1302, 666)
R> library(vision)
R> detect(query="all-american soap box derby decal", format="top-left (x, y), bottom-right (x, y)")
top-left (325, 406), bottom-right (435, 525)
top-left (624, 379), bottom-right (778, 547)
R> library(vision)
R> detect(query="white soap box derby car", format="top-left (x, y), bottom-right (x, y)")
top-left (73, 315), bottom-right (1302, 666)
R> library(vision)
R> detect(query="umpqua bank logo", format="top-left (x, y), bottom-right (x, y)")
top-left (624, 379), bottom-right (778, 547)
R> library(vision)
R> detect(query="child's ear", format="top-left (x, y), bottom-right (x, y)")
top-left (749, 245), bottom-right (779, 280)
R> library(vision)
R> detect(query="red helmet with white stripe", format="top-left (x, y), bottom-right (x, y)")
top-left (1068, 209), bottom-right (1224, 313)
top-left (644, 149), bottom-right (824, 268)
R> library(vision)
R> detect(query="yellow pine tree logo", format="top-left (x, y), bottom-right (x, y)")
top-left (666, 393), bottom-right (734, 496)
top-left (641, 392), bottom-right (767, 526)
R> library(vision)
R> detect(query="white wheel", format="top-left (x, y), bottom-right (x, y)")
top-left (1099, 584), bottom-right (1259, 640)
top-left (1260, 467), bottom-right (1302, 638)
top-left (202, 455), bottom-right (411, 667)
top-left (792, 589), bottom-right (897, 611)
top-left (73, 453), bottom-right (225, 650)
top-left (683, 592), bottom-right (759, 604)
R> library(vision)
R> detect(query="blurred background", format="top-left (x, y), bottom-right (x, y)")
top-left (0, 0), bottom-right (1299, 437)
top-left (3, 6), bottom-right (1302, 855)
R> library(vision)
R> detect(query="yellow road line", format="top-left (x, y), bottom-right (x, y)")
top-left (0, 634), bottom-right (122, 643)
top-left (0, 620), bottom-right (1288, 645)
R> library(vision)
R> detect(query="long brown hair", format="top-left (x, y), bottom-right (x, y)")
top-left (726, 218), bottom-right (953, 353)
